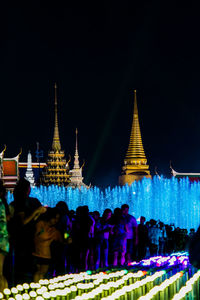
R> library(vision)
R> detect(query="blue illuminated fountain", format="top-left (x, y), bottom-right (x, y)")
top-left (7, 176), bottom-right (200, 230)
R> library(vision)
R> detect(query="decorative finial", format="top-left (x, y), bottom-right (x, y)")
top-left (133, 90), bottom-right (137, 106)
top-left (52, 83), bottom-right (61, 151)
top-left (67, 154), bottom-right (71, 164)
top-left (2, 145), bottom-right (6, 154)
top-left (81, 160), bottom-right (85, 169)
top-left (54, 83), bottom-right (58, 105)
top-left (155, 166), bottom-right (161, 179)
top-left (17, 148), bottom-right (22, 157)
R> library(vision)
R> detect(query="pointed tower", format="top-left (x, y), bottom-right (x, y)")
top-left (67, 129), bottom-right (88, 188)
top-left (119, 90), bottom-right (151, 185)
top-left (52, 83), bottom-right (61, 152)
top-left (25, 151), bottom-right (35, 186)
top-left (42, 84), bottom-right (70, 186)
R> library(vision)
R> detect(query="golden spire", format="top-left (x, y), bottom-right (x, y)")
top-left (52, 83), bottom-right (61, 151)
top-left (125, 90), bottom-right (146, 160)
top-left (75, 128), bottom-right (78, 156)
top-left (119, 90), bottom-right (151, 185)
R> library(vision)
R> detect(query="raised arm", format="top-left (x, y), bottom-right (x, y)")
top-left (18, 206), bottom-right (47, 225)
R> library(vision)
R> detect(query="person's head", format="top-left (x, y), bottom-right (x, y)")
top-left (56, 201), bottom-right (69, 216)
top-left (13, 178), bottom-right (31, 200)
top-left (158, 221), bottom-right (164, 229)
top-left (76, 206), bottom-right (82, 217)
top-left (146, 221), bottom-right (150, 228)
top-left (121, 204), bottom-right (129, 215)
top-left (114, 207), bottom-right (121, 218)
top-left (92, 211), bottom-right (100, 221)
top-left (81, 205), bottom-right (89, 216)
top-left (102, 209), bottom-right (112, 221)
top-left (39, 207), bottom-right (60, 225)
top-left (140, 216), bottom-right (146, 224)
top-left (149, 219), bottom-right (157, 227)
top-left (77, 206), bottom-right (89, 218)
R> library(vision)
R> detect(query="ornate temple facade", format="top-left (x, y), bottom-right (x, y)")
top-left (0, 145), bottom-right (46, 190)
top-left (119, 90), bottom-right (151, 185)
top-left (42, 84), bottom-right (70, 186)
top-left (0, 146), bottom-right (21, 190)
top-left (67, 129), bottom-right (88, 188)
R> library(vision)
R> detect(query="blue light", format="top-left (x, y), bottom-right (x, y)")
top-left (7, 176), bottom-right (200, 231)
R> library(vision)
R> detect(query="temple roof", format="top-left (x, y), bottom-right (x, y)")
top-left (3, 151), bottom-right (21, 176)
top-left (171, 167), bottom-right (200, 182)
top-left (19, 162), bottom-right (46, 168)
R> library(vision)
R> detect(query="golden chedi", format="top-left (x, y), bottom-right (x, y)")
top-left (119, 90), bottom-right (151, 185)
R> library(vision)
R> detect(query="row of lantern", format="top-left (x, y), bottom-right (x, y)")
top-left (0, 253), bottom-right (198, 300)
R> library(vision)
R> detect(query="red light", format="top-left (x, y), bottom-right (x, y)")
top-left (142, 271), bottom-right (147, 275)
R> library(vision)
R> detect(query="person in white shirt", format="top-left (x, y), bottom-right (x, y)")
top-left (148, 219), bottom-right (162, 256)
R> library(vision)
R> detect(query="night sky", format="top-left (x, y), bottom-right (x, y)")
top-left (1, 2), bottom-right (200, 187)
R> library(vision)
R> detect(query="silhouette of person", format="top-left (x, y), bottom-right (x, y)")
top-left (0, 180), bottom-right (9, 291)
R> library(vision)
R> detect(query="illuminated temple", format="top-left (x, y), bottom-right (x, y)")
top-left (0, 88), bottom-right (153, 189)
top-left (67, 129), bottom-right (88, 188)
top-left (42, 84), bottom-right (70, 186)
top-left (119, 90), bottom-right (151, 185)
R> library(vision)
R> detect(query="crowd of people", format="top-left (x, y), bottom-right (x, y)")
top-left (0, 178), bottom-right (196, 290)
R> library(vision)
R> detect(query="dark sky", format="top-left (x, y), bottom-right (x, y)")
top-left (1, 1), bottom-right (200, 187)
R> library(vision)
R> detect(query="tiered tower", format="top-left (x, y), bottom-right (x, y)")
top-left (68, 129), bottom-right (87, 188)
top-left (119, 90), bottom-right (151, 185)
top-left (24, 151), bottom-right (35, 186)
top-left (42, 84), bottom-right (70, 186)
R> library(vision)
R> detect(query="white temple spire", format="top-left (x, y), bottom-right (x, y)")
top-left (25, 151), bottom-right (35, 186)
top-left (73, 128), bottom-right (80, 169)
top-left (68, 129), bottom-right (88, 188)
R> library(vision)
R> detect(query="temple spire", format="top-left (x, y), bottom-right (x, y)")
top-left (67, 128), bottom-right (88, 188)
top-left (119, 90), bottom-right (151, 185)
top-left (126, 90), bottom-right (146, 159)
top-left (74, 128), bottom-right (80, 168)
top-left (25, 151), bottom-right (35, 186)
top-left (42, 84), bottom-right (70, 186)
top-left (52, 83), bottom-right (61, 151)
